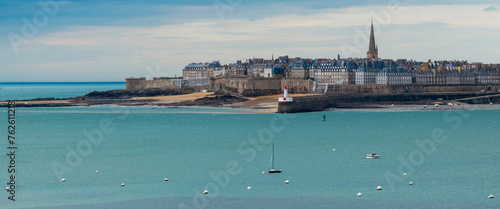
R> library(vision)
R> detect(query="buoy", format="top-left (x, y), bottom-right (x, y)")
top-left (376, 186), bottom-right (382, 190)
top-left (403, 173), bottom-right (407, 176)
top-left (247, 186), bottom-right (251, 190)
top-left (164, 178), bottom-right (169, 181)
top-left (285, 180), bottom-right (290, 184)
top-left (61, 178), bottom-right (65, 182)
top-left (409, 182), bottom-right (413, 185)
top-left (203, 190), bottom-right (208, 194)
top-left (333, 148), bottom-right (336, 151)
top-left (262, 171), bottom-right (265, 174)
top-left (488, 194), bottom-right (494, 198)
top-left (96, 171), bottom-right (99, 173)
top-left (121, 183), bottom-right (125, 187)
top-left (357, 193), bottom-right (362, 197)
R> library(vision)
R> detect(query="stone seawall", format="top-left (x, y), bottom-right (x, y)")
top-left (277, 92), bottom-right (500, 113)
top-left (211, 77), bottom-right (309, 93)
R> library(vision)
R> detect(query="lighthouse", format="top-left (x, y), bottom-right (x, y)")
top-left (279, 86), bottom-right (293, 102)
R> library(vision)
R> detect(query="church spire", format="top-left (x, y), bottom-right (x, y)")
top-left (367, 19), bottom-right (378, 60)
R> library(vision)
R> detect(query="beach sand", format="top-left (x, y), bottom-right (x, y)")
top-left (130, 92), bottom-right (213, 103)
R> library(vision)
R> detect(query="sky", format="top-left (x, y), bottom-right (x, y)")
top-left (1, 0), bottom-right (499, 82)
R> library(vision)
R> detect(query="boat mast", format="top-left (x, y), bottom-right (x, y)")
top-left (270, 143), bottom-right (275, 169)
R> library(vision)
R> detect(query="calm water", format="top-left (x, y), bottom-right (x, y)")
top-left (1, 106), bottom-right (499, 208)
top-left (0, 82), bottom-right (125, 101)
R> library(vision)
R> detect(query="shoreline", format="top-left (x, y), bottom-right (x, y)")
top-left (1, 92), bottom-right (499, 113)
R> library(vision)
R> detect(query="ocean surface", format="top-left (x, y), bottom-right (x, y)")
top-left (0, 82), bottom-right (125, 101)
top-left (1, 105), bottom-right (500, 209)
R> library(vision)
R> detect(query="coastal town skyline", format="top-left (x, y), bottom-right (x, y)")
top-left (1, 0), bottom-right (500, 82)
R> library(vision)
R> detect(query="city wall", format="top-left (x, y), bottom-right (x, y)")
top-left (127, 77), bottom-right (500, 95)
top-left (211, 77), bottom-right (309, 93)
top-left (126, 77), bottom-right (180, 90)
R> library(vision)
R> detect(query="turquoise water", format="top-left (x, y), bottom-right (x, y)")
top-left (1, 106), bottom-right (499, 208)
top-left (0, 82), bottom-right (125, 101)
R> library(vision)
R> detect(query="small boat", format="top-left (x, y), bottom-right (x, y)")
top-left (322, 113), bottom-right (326, 121)
top-left (366, 153), bottom-right (379, 159)
top-left (268, 143), bottom-right (282, 173)
top-left (434, 104), bottom-right (439, 107)
top-left (424, 98), bottom-right (431, 108)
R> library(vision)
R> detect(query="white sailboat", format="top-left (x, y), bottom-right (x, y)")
top-left (268, 143), bottom-right (282, 173)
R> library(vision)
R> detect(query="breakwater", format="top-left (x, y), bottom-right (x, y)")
top-left (277, 92), bottom-right (500, 113)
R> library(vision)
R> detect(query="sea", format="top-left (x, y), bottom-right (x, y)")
top-left (1, 83), bottom-right (500, 209)
top-left (0, 82), bottom-right (125, 101)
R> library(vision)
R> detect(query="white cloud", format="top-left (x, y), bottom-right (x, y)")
top-left (3, 3), bottom-right (500, 81)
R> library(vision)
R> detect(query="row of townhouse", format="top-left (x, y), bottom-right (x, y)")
top-left (184, 60), bottom-right (247, 79)
top-left (182, 58), bottom-right (500, 85)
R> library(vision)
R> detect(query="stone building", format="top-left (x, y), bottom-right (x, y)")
top-left (313, 60), bottom-right (356, 85)
top-left (367, 20), bottom-right (378, 60)
top-left (182, 62), bottom-right (209, 79)
top-left (354, 60), bottom-right (384, 84)
top-left (474, 68), bottom-right (499, 84)
top-left (289, 58), bottom-right (309, 78)
top-left (445, 69), bottom-right (460, 85)
top-left (231, 60), bottom-right (247, 76)
top-left (376, 68), bottom-right (412, 85)
top-left (414, 68), bottom-right (446, 85)
top-left (206, 61), bottom-right (221, 78)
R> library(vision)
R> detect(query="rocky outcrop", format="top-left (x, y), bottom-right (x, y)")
top-left (83, 88), bottom-right (193, 99)
top-left (166, 94), bottom-right (248, 107)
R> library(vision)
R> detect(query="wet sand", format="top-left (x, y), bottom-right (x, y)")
top-left (130, 92), bottom-right (213, 103)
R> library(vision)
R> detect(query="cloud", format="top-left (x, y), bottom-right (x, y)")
top-left (484, 6), bottom-right (498, 12)
top-left (2, 3), bottom-right (500, 81)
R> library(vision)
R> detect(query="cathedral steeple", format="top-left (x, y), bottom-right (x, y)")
top-left (367, 19), bottom-right (378, 60)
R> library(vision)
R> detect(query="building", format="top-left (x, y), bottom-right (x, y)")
top-left (206, 61), bottom-right (221, 78)
top-left (367, 20), bottom-right (378, 60)
top-left (182, 62), bottom-right (209, 79)
top-left (413, 67), bottom-right (446, 85)
top-left (232, 60), bottom-right (247, 76)
top-left (289, 58), bottom-right (309, 78)
top-left (376, 68), bottom-right (412, 85)
top-left (313, 60), bottom-right (356, 85)
top-left (354, 60), bottom-right (384, 84)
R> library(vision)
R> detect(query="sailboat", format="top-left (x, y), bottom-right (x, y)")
top-left (322, 113), bottom-right (326, 121)
top-left (424, 98), bottom-right (431, 108)
top-left (268, 143), bottom-right (282, 173)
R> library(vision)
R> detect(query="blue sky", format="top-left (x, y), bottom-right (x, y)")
top-left (1, 0), bottom-right (499, 81)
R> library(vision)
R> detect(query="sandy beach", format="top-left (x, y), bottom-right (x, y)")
top-left (130, 92), bottom-right (213, 103)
